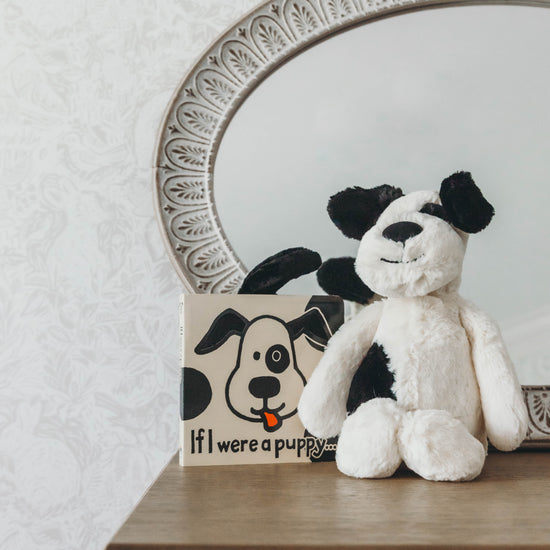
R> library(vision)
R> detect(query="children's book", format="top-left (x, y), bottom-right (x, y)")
top-left (179, 294), bottom-right (344, 466)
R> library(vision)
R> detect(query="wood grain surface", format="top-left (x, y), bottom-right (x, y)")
top-left (108, 451), bottom-right (550, 549)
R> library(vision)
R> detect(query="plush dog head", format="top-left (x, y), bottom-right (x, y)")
top-left (194, 308), bottom-right (332, 432)
top-left (328, 172), bottom-right (494, 298)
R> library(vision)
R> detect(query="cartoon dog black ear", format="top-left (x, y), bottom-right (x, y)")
top-left (287, 308), bottom-right (333, 351)
top-left (194, 308), bottom-right (249, 355)
top-left (239, 247), bottom-right (321, 295)
top-left (317, 257), bottom-right (375, 305)
top-left (327, 184), bottom-right (403, 240)
top-left (439, 171), bottom-right (494, 233)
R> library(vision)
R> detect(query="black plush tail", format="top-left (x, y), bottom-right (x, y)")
top-left (238, 247), bottom-right (321, 295)
top-left (317, 257), bottom-right (374, 305)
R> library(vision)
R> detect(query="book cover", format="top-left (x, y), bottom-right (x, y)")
top-left (179, 294), bottom-right (344, 466)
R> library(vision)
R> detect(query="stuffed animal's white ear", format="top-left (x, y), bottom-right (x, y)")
top-left (327, 185), bottom-right (403, 240)
top-left (439, 172), bottom-right (494, 233)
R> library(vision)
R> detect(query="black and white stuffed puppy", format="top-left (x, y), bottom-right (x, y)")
top-left (298, 171), bottom-right (528, 481)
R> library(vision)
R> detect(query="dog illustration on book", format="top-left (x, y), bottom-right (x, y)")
top-left (193, 307), bottom-right (332, 432)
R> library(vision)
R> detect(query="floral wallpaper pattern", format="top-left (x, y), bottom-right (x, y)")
top-left (0, 1), bottom-right (258, 548)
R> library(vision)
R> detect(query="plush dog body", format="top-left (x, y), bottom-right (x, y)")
top-left (298, 173), bottom-right (528, 481)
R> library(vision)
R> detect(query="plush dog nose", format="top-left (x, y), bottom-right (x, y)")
top-left (382, 221), bottom-right (423, 245)
top-left (249, 376), bottom-right (280, 399)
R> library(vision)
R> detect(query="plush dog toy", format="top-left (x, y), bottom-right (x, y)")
top-left (298, 171), bottom-right (528, 481)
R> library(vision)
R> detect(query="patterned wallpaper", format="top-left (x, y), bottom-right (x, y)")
top-left (0, 1), bottom-right (258, 548)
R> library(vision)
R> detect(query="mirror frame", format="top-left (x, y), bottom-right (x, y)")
top-left (154, 0), bottom-right (550, 445)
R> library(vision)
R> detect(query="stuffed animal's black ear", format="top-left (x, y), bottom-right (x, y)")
top-left (287, 308), bottom-right (332, 349)
top-left (317, 257), bottom-right (375, 305)
top-left (194, 308), bottom-right (248, 355)
top-left (238, 247), bottom-right (321, 295)
top-left (439, 172), bottom-right (494, 233)
top-left (327, 185), bottom-right (403, 240)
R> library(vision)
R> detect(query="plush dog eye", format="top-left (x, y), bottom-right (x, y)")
top-left (266, 344), bottom-right (290, 373)
top-left (419, 202), bottom-right (450, 223)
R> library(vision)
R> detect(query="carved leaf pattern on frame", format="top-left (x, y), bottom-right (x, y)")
top-left (189, 243), bottom-right (232, 276)
top-left (196, 70), bottom-right (237, 108)
top-left (164, 177), bottom-right (206, 205)
top-left (195, 246), bottom-right (229, 271)
top-left (216, 273), bottom-right (245, 294)
top-left (177, 103), bottom-right (219, 139)
top-left (288, 2), bottom-right (321, 37)
top-left (166, 140), bottom-right (207, 170)
top-left (222, 42), bottom-right (262, 81)
top-left (173, 212), bottom-right (214, 241)
top-left (526, 388), bottom-right (550, 435)
top-left (252, 18), bottom-right (291, 57)
top-left (325, 0), bottom-right (354, 19)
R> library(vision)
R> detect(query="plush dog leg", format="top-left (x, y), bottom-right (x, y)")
top-left (298, 301), bottom-right (384, 439)
top-left (399, 409), bottom-right (486, 482)
top-left (459, 300), bottom-right (528, 451)
top-left (336, 398), bottom-right (403, 479)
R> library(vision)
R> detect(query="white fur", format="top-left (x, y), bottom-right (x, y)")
top-left (336, 398), bottom-right (402, 478)
top-left (459, 300), bottom-right (528, 451)
top-left (299, 190), bottom-right (528, 482)
top-left (374, 290), bottom-right (484, 438)
top-left (356, 191), bottom-right (467, 298)
top-left (399, 409), bottom-right (486, 481)
top-left (298, 301), bottom-right (384, 438)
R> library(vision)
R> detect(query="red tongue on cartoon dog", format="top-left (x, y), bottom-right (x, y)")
top-left (261, 410), bottom-right (282, 431)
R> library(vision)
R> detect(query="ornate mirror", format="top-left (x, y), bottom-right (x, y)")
top-left (154, 0), bottom-right (550, 441)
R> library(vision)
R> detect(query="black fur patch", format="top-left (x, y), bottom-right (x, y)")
top-left (316, 257), bottom-right (374, 305)
top-left (419, 202), bottom-right (450, 223)
top-left (439, 171), bottom-right (494, 233)
top-left (327, 185), bottom-right (404, 240)
top-left (239, 247), bottom-right (321, 295)
top-left (346, 343), bottom-right (395, 415)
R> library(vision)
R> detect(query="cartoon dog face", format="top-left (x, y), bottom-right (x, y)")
top-left (327, 172), bottom-right (494, 298)
top-left (195, 308), bottom-right (331, 432)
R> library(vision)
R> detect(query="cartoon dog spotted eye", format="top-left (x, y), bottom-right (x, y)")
top-left (192, 308), bottom-right (332, 432)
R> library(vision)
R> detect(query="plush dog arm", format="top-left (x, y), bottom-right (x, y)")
top-left (298, 301), bottom-right (383, 439)
top-left (459, 300), bottom-right (528, 451)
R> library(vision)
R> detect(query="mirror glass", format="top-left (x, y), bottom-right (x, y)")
top-left (215, 4), bottom-right (550, 383)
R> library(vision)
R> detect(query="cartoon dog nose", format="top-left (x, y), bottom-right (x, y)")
top-left (382, 221), bottom-right (423, 245)
top-left (249, 376), bottom-right (280, 399)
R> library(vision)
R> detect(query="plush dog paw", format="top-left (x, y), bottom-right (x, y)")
top-left (336, 398), bottom-right (403, 478)
top-left (399, 409), bottom-right (486, 482)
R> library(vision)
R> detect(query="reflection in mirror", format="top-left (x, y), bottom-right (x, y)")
top-left (215, 5), bottom-right (549, 383)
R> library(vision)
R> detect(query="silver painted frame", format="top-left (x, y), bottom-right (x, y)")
top-left (154, 0), bottom-right (550, 446)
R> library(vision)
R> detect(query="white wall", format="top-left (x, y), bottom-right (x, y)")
top-left (0, 1), bottom-right (258, 549)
